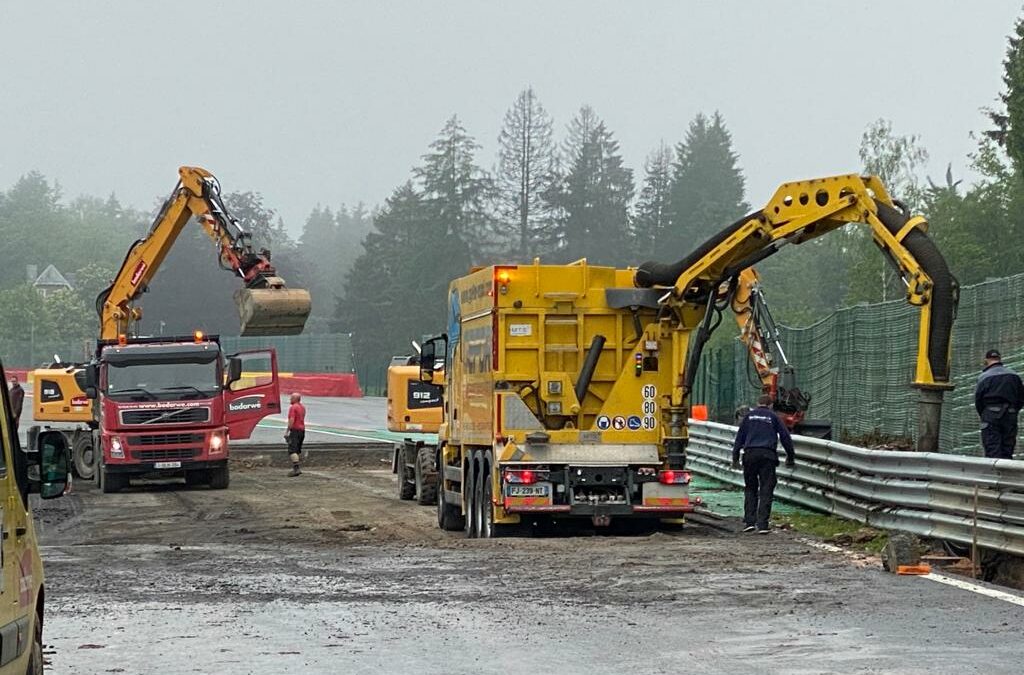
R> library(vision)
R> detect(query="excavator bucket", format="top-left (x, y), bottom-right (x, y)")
top-left (234, 287), bottom-right (312, 336)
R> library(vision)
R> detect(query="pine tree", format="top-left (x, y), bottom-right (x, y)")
top-left (631, 143), bottom-right (674, 261)
top-left (415, 116), bottom-right (494, 261)
top-left (551, 105), bottom-right (635, 265)
top-left (666, 112), bottom-right (748, 255)
top-left (987, 13), bottom-right (1024, 172)
top-left (497, 87), bottom-right (558, 261)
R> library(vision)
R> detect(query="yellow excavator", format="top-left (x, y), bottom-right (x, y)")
top-left (726, 267), bottom-right (831, 438)
top-left (31, 166), bottom-right (312, 479)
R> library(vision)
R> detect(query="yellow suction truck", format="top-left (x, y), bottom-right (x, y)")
top-left (420, 175), bottom-right (957, 538)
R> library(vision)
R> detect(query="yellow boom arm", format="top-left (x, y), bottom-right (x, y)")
top-left (635, 174), bottom-right (957, 452)
top-left (97, 166), bottom-right (311, 339)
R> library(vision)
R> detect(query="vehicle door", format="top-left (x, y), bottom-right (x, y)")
top-left (223, 349), bottom-right (281, 440)
top-left (0, 366), bottom-right (32, 670)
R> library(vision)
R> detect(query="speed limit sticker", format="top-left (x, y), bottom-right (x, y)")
top-left (642, 384), bottom-right (656, 400)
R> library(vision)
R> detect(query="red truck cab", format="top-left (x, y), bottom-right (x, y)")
top-left (89, 334), bottom-right (279, 493)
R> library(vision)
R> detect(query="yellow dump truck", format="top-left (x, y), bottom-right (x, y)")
top-left (420, 175), bottom-right (958, 538)
top-left (420, 262), bottom-right (698, 536)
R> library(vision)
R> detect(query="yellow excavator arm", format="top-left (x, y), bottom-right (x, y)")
top-left (97, 166), bottom-right (312, 339)
top-left (635, 174), bottom-right (957, 452)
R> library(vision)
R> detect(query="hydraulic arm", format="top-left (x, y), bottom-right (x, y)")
top-left (635, 174), bottom-right (957, 453)
top-left (96, 166), bottom-right (311, 339)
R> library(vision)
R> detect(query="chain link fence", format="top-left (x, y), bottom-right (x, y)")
top-left (695, 272), bottom-right (1024, 456)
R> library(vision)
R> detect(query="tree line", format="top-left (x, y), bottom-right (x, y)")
top-left (5, 11), bottom-right (1024, 378)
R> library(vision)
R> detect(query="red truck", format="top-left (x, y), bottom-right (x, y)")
top-left (84, 333), bottom-right (280, 492)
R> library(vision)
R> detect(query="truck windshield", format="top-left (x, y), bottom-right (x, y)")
top-left (106, 356), bottom-right (220, 401)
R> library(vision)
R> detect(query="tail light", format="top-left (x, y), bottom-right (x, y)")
top-left (504, 469), bottom-right (545, 484)
top-left (659, 470), bottom-right (691, 485)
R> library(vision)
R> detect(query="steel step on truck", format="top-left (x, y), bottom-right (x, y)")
top-left (81, 333), bottom-right (281, 492)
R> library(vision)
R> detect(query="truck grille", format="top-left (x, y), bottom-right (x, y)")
top-left (127, 433), bottom-right (205, 446)
top-left (121, 407), bottom-right (210, 425)
top-left (132, 448), bottom-right (201, 462)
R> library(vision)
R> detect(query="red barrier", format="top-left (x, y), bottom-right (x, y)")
top-left (281, 373), bottom-right (363, 398)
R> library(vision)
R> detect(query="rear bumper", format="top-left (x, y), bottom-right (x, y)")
top-left (104, 459), bottom-right (227, 474)
top-left (504, 502), bottom-right (697, 516)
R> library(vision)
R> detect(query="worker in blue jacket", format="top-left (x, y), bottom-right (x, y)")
top-left (732, 394), bottom-right (796, 534)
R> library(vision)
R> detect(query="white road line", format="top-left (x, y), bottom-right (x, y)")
top-left (257, 421), bottom-right (388, 443)
top-left (801, 536), bottom-right (1024, 608)
top-left (923, 572), bottom-right (1024, 608)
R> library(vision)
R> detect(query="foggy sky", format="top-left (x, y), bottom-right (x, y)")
top-left (1, 1), bottom-right (1019, 236)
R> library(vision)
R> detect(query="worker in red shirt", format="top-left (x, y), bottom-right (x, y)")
top-left (286, 392), bottom-right (306, 477)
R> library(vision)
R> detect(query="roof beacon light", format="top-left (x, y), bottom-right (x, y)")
top-left (194, 330), bottom-right (205, 343)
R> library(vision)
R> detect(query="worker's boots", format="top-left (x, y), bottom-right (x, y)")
top-left (288, 453), bottom-right (302, 477)
top-left (288, 466), bottom-right (302, 477)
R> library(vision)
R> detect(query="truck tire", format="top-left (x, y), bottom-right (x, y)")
top-left (476, 467), bottom-right (493, 539)
top-left (26, 609), bottom-right (42, 675)
top-left (99, 465), bottom-right (126, 494)
top-left (208, 464), bottom-right (230, 490)
top-left (415, 446), bottom-right (437, 506)
top-left (397, 444), bottom-right (416, 501)
top-left (464, 455), bottom-right (477, 539)
top-left (72, 433), bottom-right (96, 481)
top-left (437, 470), bottom-right (464, 531)
top-left (185, 470), bottom-right (207, 487)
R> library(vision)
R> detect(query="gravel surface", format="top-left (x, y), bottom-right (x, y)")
top-left (32, 448), bottom-right (1024, 674)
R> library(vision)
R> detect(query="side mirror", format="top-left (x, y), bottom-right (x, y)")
top-left (419, 335), bottom-right (447, 382)
top-left (84, 363), bottom-right (99, 389)
top-left (32, 431), bottom-right (71, 499)
top-left (85, 386), bottom-right (98, 400)
top-left (227, 357), bottom-right (243, 384)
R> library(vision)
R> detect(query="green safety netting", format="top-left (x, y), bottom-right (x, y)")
top-left (694, 272), bottom-right (1024, 456)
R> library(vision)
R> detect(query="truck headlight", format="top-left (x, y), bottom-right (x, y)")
top-left (110, 437), bottom-right (125, 459)
top-left (209, 432), bottom-right (225, 454)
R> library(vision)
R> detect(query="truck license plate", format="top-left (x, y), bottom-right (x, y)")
top-left (507, 485), bottom-right (549, 497)
top-left (154, 461), bottom-right (181, 469)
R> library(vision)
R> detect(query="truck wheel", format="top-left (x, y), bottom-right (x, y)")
top-left (26, 609), bottom-right (42, 675)
top-left (185, 470), bottom-right (206, 487)
top-left (464, 456), bottom-right (477, 539)
top-left (397, 445), bottom-right (416, 501)
top-left (72, 433), bottom-right (96, 481)
top-left (437, 472), bottom-right (464, 532)
top-left (99, 465), bottom-right (126, 494)
top-left (476, 468), bottom-right (493, 539)
top-left (208, 464), bottom-right (230, 490)
top-left (415, 446), bottom-right (437, 506)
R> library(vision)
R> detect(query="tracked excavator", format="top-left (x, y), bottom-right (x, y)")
top-left (30, 166), bottom-right (312, 483)
top-left (423, 174), bottom-right (956, 538)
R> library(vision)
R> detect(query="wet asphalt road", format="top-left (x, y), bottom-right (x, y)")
top-left (32, 439), bottom-right (1024, 675)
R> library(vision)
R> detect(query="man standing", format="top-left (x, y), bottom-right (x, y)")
top-left (8, 376), bottom-right (24, 431)
top-left (975, 349), bottom-right (1024, 459)
top-left (732, 394), bottom-right (796, 534)
top-left (286, 393), bottom-right (306, 477)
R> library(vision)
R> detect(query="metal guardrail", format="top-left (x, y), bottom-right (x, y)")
top-left (687, 421), bottom-right (1024, 557)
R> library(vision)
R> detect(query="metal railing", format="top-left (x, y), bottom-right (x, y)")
top-left (687, 420), bottom-right (1024, 556)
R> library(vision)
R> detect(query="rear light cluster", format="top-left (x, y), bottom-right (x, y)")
top-left (503, 469), bottom-right (549, 485)
top-left (658, 470), bottom-right (691, 485)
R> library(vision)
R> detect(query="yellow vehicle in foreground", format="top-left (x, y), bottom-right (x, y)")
top-left (421, 175), bottom-right (957, 537)
top-left (1, 360), bottom-right (72, 673)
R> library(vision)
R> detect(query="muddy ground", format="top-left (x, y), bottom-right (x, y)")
top-left (33, 448), bottom-right (1024, 674)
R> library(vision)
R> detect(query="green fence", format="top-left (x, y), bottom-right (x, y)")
top-left (695, 272), bottom-right (1024, 456)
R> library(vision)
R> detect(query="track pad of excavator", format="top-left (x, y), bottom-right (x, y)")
top-left (235, 287), bottom-right (312, 336)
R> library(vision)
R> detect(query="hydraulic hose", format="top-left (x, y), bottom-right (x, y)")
top-left (575, 335), bottom-right (606, 404)
top-left (873, 200), bottom-right (957, 382)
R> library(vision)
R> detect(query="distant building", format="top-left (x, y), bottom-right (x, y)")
top-left (32, 264), bottom-right (73, 298)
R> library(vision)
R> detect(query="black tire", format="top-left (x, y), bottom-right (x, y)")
top-left (415, 446), bottom-right (438, 506)
top-left (477, 465), bottom-right (493, 539)
top-left (185, 470), bottom-right (207, 487)
top-left (26, 609), bottom-right (42, 675)
top-left (72, 433), bottom-right (96, 481)
top-left (437, 469), bottom-right (465, 531)
top-left (99, 465), bottom-right (126, 494)
top-left (397, 445), bottom-right (416, 501)
top-left (208, 464), bottom-right (230, 490)
top-left (464, 455), bottom-right (477, 539)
